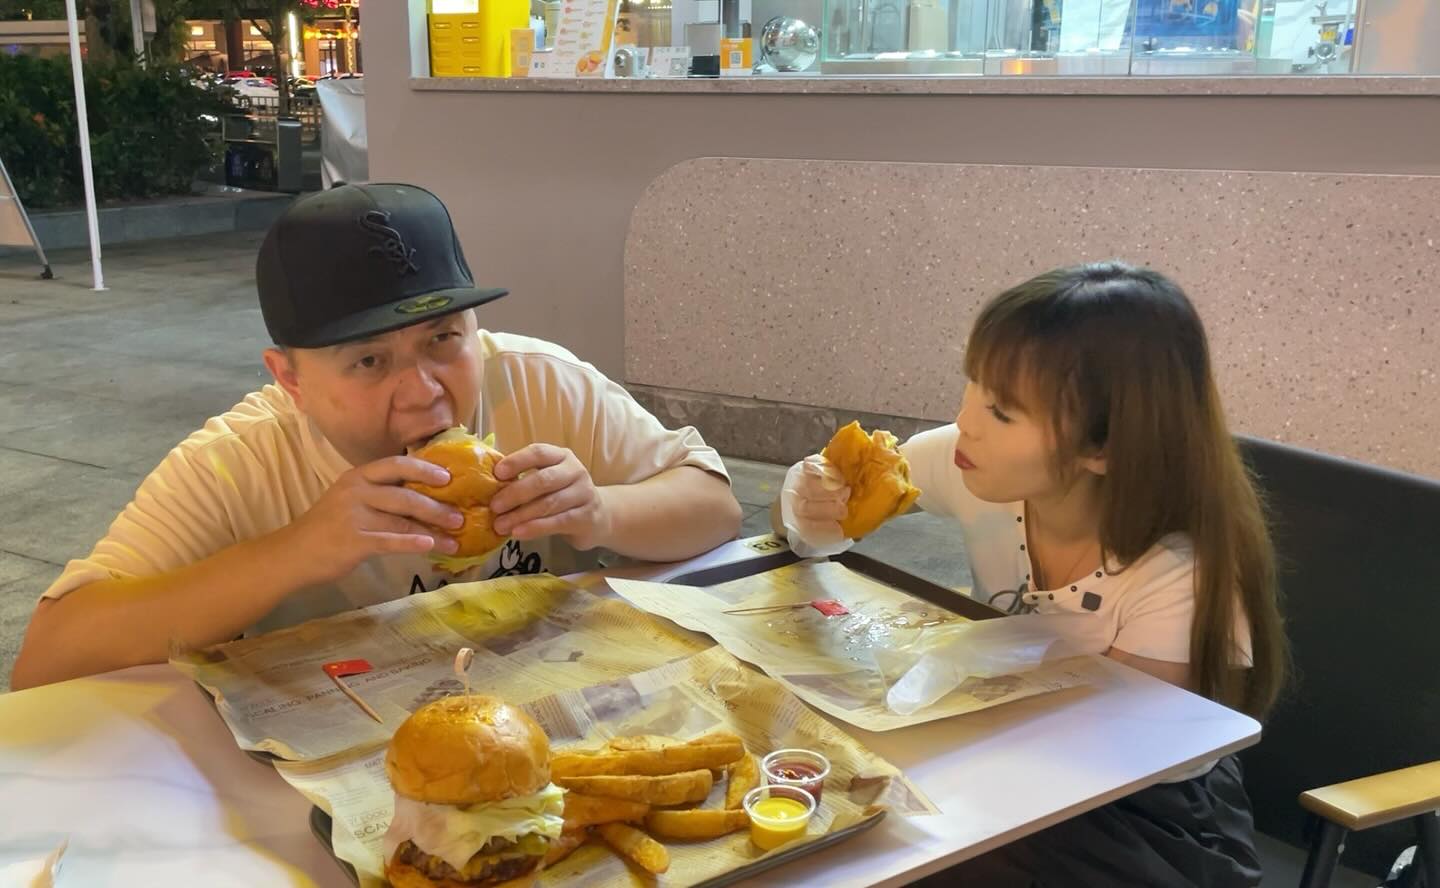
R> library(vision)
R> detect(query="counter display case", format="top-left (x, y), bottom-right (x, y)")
top-left (420, 0), bottom-right (1430, 80)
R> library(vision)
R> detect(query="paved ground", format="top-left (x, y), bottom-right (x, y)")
top-left (0, 233), bottom-right (1376, 886)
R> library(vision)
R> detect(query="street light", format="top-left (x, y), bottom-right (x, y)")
top-left (288, 11), bottom-right (301, 77)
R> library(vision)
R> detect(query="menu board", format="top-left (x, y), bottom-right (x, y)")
top-left (529, 0), bottom-right (619, 77)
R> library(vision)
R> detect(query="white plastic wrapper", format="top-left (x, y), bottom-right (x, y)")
top-left (317, 77), bottom-right (368, 189)
top-left (779, 456), bottom-right (855, 558)
top-left (881, 614), bottom-right (1107, 715)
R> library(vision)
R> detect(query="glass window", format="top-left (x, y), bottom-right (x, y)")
top-left (421, 0), bottom-right (1436, 79)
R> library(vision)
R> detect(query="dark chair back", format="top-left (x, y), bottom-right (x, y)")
top-left (1238, 436), bottom-right (1440, 877)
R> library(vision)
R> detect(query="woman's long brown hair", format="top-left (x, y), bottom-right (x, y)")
top-left (964, 262), bottom-right (1287, 718)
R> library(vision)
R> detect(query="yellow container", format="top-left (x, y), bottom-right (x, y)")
top-left (478, 0), bottom-right (530, 77)
top-left (429, 14), bottom-right (485, 76)
top-left (431, 2), bottom-right (529, 78)
top-left (510, 28), bottom-right (535, 76)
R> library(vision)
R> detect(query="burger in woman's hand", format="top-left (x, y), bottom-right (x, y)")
top-left (823, 421), bottom-right (921, 539)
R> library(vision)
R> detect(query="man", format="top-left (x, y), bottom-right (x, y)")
top-left (11, 184), bottom-right (740, 690)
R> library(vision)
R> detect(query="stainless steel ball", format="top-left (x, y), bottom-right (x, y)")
top-left (760, 16), bottom-right (821, 72)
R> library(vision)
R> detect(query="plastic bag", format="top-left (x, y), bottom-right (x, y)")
top-left (880, 614), bottom-right (1105, 715)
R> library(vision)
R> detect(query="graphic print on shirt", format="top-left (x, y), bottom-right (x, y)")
top-left (489, 540), bottom-right (543, 579)
top-left (408, 574), bottom-right (448, 597)
top-left (407, 540), bottom-right (546, 596)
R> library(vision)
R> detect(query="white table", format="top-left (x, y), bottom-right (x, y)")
top-left (0, 539), bottom-right (1260, 887)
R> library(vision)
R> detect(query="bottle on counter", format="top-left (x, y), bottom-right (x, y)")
top-left (906, 0), bottom-right (947, 52)
top-left (868, 0), bottom-right (903, 52)
top-left (541, 0), bottom-right (560, 47)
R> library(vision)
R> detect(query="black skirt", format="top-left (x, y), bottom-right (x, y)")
top-left (907, 755), bottom-right (1263, 888)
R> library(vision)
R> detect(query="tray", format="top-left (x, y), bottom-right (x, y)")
top-left (195, 681), bottom-right (281, 765)
top-left (309, 804), bottom-right (886, 887)
top-left (670, 547), bottom-right (1004, 623)
top-left (204, 547), bottom-right (996, 769)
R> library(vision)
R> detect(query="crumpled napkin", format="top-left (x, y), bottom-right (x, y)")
top-left (0, 838), bottom-right (68, 887)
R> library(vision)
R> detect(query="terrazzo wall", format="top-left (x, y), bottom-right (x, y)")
top-left (625, 159), bottom-right (1440, 478)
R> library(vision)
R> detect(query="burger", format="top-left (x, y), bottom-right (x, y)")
top-left (823, 421), bottom-right (922, 540)
top-left (383, 695), bottom-right (564, 888)
top-left (407, 427), bottom-right (508, 572)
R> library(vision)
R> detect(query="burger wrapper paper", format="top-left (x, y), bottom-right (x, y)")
top-left (171, 574), bottom-right (715, 761)
top-left (610, 561), bottom-right (1093, 731)
top-left (171, 561), bottom-right (1070, 885)
top-left (274, 644), bottom-right (938, 886)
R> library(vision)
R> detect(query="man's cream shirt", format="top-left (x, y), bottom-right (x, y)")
top-left (42, 331), bottom-right (728, 634)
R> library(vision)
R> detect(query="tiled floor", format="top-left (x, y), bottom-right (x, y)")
top-left (0, 235), bottom-right (1379, 886)
top-left (0, 233), bottom-right (274, 694)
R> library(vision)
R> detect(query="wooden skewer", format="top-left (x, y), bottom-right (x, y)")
top-left (722, 598), bottom-right (850, 616)
top-left (327, 673), bottom-right (383, 724)
top-left (722, 602), bottom-right (813, 615)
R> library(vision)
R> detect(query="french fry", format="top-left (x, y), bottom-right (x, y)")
top-left (553, 733), bottom-right (744, 778)
top-left (562, 792), bottom-right (650, 830)
top-left (598, 822), bottom-right (670, 875)
top-left (644, 808), bottom-right (751, 841)
top-left (620, 731), bottom-right (743, 756)
top-left (725, 753), bottom-right (760, 810)
top-left (545, 829), bottom-right (588, 867)
top-left (556, 769), bottom-right (714, 805)
top-left (603, 734), bottom-right (672, 752)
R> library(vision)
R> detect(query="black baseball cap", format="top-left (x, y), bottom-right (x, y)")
top-left (256, 183), bottom-right (507, 348)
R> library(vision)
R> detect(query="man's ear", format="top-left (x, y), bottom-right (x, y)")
top-left (262, 347), bottom-right (304, 409)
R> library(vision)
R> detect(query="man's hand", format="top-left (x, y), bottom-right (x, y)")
top-left (284, 456), bottom-right (463, 583)
top-left (490, 444), bottom-right (612, 550)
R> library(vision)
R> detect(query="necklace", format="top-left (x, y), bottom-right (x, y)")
top-left (1026, 503), bottom-right (1101, 591)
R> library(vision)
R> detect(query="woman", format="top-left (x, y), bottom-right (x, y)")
top-left (780, 262), bottom-right (1288, 887)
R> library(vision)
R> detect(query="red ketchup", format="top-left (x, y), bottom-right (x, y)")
top-left (762, 749), bottom-right (831, 802)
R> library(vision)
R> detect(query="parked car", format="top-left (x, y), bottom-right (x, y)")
top-left (232, 77), bottom-right (279, 99)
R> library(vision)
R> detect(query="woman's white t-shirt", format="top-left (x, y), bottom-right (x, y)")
top-left (901, 424), bottom-right (1252, 668)
top-left (901, 425), bottom-right (1252, 783)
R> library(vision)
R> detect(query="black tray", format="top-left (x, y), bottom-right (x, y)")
top-left (194, 681), bottom-right (282, 765)
top-left (310, 805), bottom-right (886, 887)
top-left (209, 547), bottom-right (996, 772)
top-left (670, 546), bottom-right (1004, 623)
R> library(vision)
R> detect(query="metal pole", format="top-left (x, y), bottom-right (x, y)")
top-left (1417, 811), bottom-right (1440, 888)
top-left (0, 157), bottom-right (53, 279)
top-left (64, 0), bottom-right (105, 291)
top-left (1298, 818), bottom-right (1346, 888)
top-left (344, 4), bottom-right (355, 73)
top-left (129, 0), bottom-right (146, 65)
top-left (1348, 0), bottom-right (1368, 73)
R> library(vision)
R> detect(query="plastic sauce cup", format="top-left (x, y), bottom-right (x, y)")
top-left (761, 748), bottom-right (831, 802)
top-left (743, 784), bottom-right (816, 851)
